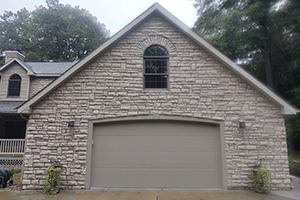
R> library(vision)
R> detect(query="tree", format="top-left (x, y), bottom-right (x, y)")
top-left (193, 0), bottom-right (300, 150)
top-left (193, 0), bottom-right (282, 89)
top-left (193, 0), bottom-right (300, 106)
top-left (0, 0), bottom-right (110, 62)
top-left (0, 8), bottom-right (34, 64)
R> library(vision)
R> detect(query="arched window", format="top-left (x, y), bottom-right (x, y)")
top-left (8, 74), bottom-right (21, 97)
top-left (143, 45), bottom-right (169, 89)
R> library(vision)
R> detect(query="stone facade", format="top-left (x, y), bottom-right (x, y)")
top-left (22, 13), bottom-right (290, 190)
top-left (29, 77), bottom-right (56, 98)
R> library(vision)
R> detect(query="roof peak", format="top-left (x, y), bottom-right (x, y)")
top-left (16, 3), bottom-right (298, 115)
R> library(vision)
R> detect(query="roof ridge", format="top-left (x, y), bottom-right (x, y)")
top-left (16, 3), bottom-right (298, 115)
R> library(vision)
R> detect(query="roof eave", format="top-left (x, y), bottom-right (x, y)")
top-left (33, 73), bottom-right (62, 77)
top-left (154, 5), bottom-right (298, 115)
top-left (16, 3), bottom-right (298, 115)
top-left (0, 58), bottom-right (35, 75)
top-left (16, 4), bottom-right (161, 114)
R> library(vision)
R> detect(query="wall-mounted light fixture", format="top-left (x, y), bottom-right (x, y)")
top-left (239, 122), bottom-right (246, 129)
top-left (68, 121), bottom-right (75, 128)
top-left (239, 122), bottom-right (247, 137)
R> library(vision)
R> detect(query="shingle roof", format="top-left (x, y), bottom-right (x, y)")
top-left (0, 59), bottom-right (77, 76)
top-left (0, 101), bottom-right (25, 113)
top-left (25, 60), bottom-right (78, 74)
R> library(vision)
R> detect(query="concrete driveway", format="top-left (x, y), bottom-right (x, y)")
top-left (0, 189), bottom-right (296, 200)
top-left (1, 176), bottom-right (299, 200)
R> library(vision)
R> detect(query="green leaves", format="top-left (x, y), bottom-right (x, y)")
top-left (193, 0), bottom-right (300, 151)
top-left (42, 164), bottom-right (62, 195)
top-left (193, 0), bottom-right (300, 102)
top-left (0, 0), bottom-right (110, 62)
top-left (251, 166), bottom-right (271, 194)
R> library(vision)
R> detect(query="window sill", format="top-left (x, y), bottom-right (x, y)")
top-left (143, 88), bottom-right (169, 91)
top-left (7, 96), bottom-right (21, 98)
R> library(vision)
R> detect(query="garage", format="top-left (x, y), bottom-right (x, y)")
top-left (88, 117), bottom-right (225, 189)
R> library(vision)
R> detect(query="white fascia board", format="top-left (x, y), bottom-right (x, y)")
top-left (155, 5), bottom-right (298, 115)
top-left (17, 3), bottom-right (298, 115)
top-left (16, 106), bottom-right (31, 114)
top-left (0, 58), bottom-right (35, 75)
top-left (17, 4), bottom-right (159, 114)
top-left (34, 74), bottom-right (61, 77)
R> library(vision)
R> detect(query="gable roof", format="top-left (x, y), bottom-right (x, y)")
top-left (16, 3), bottom-right (298, 115)
top-left (0, 58), bottom-right (35, 75)
top-left (0, 58), bottom-right (77, 77)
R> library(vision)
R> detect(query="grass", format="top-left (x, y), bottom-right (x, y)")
top-left (12, 169), bottom-right (21, 175)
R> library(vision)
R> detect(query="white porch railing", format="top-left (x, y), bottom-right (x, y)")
top-left (0, 139), bottom-right (25, 155)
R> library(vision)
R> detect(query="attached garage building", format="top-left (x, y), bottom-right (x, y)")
top-left (87, 116), bottom-right (227, 189)
top-left (17, 3), bottom-right (297, 190)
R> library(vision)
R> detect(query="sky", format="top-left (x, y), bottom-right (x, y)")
top-left (0, 0), bottom-right (198, 35)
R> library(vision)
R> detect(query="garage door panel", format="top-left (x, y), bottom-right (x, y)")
top-left (93, 136), bottom-right (220, 153)
top-left (91, 120), bottom-right (222, 188)
top-left (94, 122), bottom-right (218, 137)
top-left (92, 152), bottom-right (221, 168)
top-left (91, 168), bottom-right (222, 188)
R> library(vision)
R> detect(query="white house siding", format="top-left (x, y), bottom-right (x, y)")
top-left (22, 13), bottom-right (290, 190)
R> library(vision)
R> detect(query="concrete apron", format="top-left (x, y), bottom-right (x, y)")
top-left (0, 189), bottom-right (295, 200)
top-left (271, 176), bottom-right (300, 200)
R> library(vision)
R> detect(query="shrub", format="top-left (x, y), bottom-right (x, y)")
top-left (42, 164), bottom-right (62, 195)
top-left (251, 165), bottom-right (270, 193)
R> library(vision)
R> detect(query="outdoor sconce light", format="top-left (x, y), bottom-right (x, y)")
top-left (239, 122), bottom-right (246, 129)
top-left (68, 121), bottom-right (75, 128)
top-left (239, 122), bottom-right (247, 137)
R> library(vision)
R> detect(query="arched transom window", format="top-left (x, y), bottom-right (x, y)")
top-left (8, 74), bottom-right (21, 97)
top-left (143, 45), bottom-right (169, 89)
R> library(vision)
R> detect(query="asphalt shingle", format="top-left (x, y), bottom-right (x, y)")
top-left (25, 60), bottom-right (78, 74)
top-left (0, 101), bottom-right (25, 113)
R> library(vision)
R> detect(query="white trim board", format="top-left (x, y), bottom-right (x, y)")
top-left (16, 3), bottom-right (298, 115)
top-left (0, 59), bottom-right (35, 75)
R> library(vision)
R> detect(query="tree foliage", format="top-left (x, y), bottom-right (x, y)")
top-left (0, 0), bottom-right (110, 62)
top-left (193, 0), bottom-right (300, 150)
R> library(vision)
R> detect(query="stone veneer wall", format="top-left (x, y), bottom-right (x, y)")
top-left (22, 13), bottom-right (290, 190)
top-left (29, 77), bottom-right (56, 98)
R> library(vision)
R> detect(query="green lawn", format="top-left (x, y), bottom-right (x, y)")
top-left (12, 169), bottom-right (21, 175)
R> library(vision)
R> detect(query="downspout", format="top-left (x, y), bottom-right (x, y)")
top-left (20, 113), bottom-right (29, 121)
top-left (19, 111), bottom-right (29, 190)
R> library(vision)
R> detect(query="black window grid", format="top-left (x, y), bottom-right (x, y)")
top-left (7, 74), bottom-right (21, 97)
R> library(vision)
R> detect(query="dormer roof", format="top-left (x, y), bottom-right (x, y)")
top-left (0, 59), bottom-right (77, 77)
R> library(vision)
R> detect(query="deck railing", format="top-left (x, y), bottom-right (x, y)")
top-left (0, 139), bottom-right (25, 155)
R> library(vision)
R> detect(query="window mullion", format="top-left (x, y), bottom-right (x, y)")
top-left (143, 45), bottom-right (169, 89)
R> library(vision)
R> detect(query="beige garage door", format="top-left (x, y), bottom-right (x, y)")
top-left (91, 120), bottom-right (222, 188)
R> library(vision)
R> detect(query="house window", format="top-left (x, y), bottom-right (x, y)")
top-left (8, 74), bottom-right (21, 96)
top-left (144, 45), bottom-right (169, 89)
